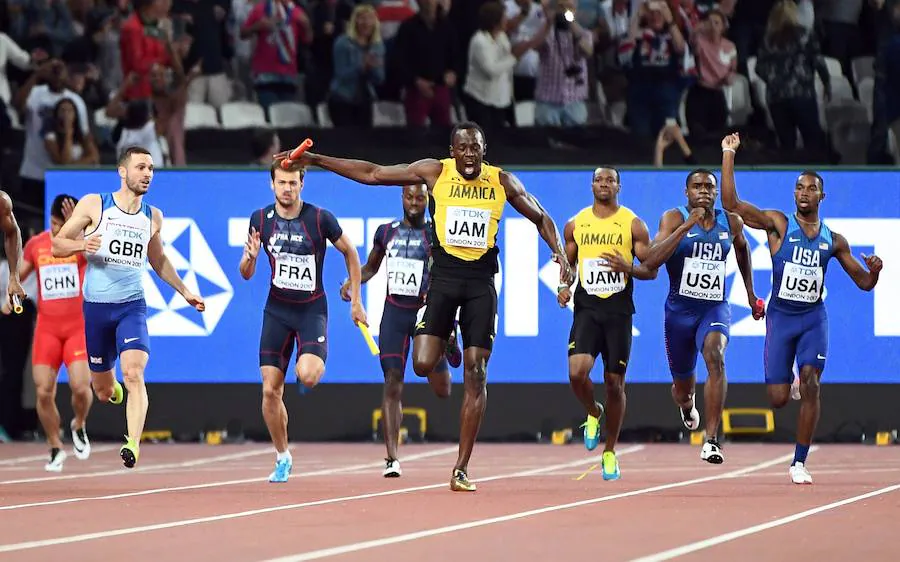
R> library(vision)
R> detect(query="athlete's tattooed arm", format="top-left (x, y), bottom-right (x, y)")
top-left (833, 233), bottom-right (882, 291)
top-left (277, 151), bottom-right (443, 188)
top-left (502, 171), bottom-right (574, 286)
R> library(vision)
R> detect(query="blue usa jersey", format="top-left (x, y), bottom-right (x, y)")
top-left (770, 214), bottom-right (835, 314)
top-left (664, 207), bottom-right (733, 309)
top-left (373, 219), bottom-right (433, 309)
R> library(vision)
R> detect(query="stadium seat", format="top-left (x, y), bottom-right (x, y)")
top-left (268, 102), bottom-right (315, 128)
top-left (852, 56), bottom-right (875, 87)
top-left (315, 103), bottom-right (333, 128)
top-left (514, 101), bottom-right (535, 127)
top-left (372, 101), bottom-right (406, 127)
top-left (220, 101), bottom-right (268, 129)
top-left (94, 107), bottom-right (117, 129)
top-left (725, 73), bottom-right (752, 127)
top-left (857, 77), bottom-right (874, 122)
top-left (823, 56), bottom-right (843, 78)
top-left (184, 102), bottom-right (220, 129)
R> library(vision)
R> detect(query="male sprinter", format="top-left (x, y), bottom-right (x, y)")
top-left (340, 184), bottom-right (461, 477)
top-left (240, 162), bottom-right (366, 483)
top-left (608, 170), bottom-right (763, 465)
top-left (277, 122), bottom-right (573, 491)
top-left (557, 167), bottom-right (654, 481)
top-left (53, 146), bottom-right (205, 468)
top-left (17, 195), bottom-right (94, 471)
top-left (720, 133), bottom-right (882, 484)
top-left (0, 190), bottom-right (26, 309)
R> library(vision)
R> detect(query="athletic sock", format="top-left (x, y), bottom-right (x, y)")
top-left (50, 447), bottom-right (60, 460)
top-left (792, 443), bottom-right (810, 466)
top-left (276, 450), bottom-right (291, 462)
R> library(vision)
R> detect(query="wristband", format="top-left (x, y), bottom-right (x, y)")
top-left (723, 148), bottom-right (736, 153)
top-left (557, 284), bottom-right (568, 294)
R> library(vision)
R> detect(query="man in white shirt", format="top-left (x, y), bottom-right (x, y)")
top-left (505, 0), bottom-right (547, 100)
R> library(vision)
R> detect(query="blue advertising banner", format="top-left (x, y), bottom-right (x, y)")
top-left (45, 169), bottom-right (900, 384)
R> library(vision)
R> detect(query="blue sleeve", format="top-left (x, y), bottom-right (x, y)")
top-left (320, 209), bottom-right (343, 243)
top-left (373, 224), bottom-right (388, 253)
top-left (249, 209), bottom-right (262, 234)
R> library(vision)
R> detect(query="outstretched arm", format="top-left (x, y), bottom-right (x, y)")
top-left (333, 233), bottom-right (367, 326)
top-left (720, 134), bottom-right (785, 237)
top-left (833, 233), bottom-right (882, 291)
top-left (0, 192), bottom-right (22, 279)
top-left (278, 150), bottom-right (442, 187)
top-left (729, 213), bottom-right (764, 319)
top-left (501, 171), bottom-right (573, 284)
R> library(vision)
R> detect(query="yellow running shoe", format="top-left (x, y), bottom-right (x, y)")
top-left (109, 381), bottom-right (124, 405)
top-left (581, 402), bottom-right (604, 451)
top-left (450, 469), bottom-right (476, 492)
top-left (120, 436), bottom-right (139, 469)
top-left (601, 450), bottom-right (620, 481)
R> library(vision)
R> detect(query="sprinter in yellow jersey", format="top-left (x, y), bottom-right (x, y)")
top-left (558, 167), bottom-right (656, 481)
top-left (276, 122), bottom-right (573, 492)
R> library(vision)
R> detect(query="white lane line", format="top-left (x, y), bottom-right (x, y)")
top-left (0, 446), bottom-right (459, 511)
top-left (0, 446), bottom-right (645, 552)
top-left (259, 448), bottom-right (808, 562)
top-left (630, 482), bottom-right (900, 561)
top-left (0, 445), bottom-right (119, 466)
top-left (0, 448), bottom-right (276, 485)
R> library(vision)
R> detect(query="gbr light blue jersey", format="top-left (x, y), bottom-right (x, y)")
top-left (769, 214), bottom-right (835, 314)
top-left (83, 193), bottom-right (153, 304)
top-left (664, 206), bottom-right (733, 310)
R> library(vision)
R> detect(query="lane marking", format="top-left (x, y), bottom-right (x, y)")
top-left (631, 482), bottom-right (900, 561)
top-left (0, 446), bottom-right (458, 511)
top-left (260, 448), bottom-right (808, 561)
top-left (0, 445), bottom-right (118, 466)
top-left (0, 446), bottom-right (644, 552)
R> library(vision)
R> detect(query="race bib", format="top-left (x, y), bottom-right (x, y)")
top-left (387, 257), bottom-right (424, 297)
top-left (778, 263), bottom-right (823, 303)
top-left (581, 258), bottom-right (627, 297)
top-left (444, 206), bottom-right (490, 249)
top-left (39, 262), bottom-right (80, 301)
top-left (678, 258), bottom-right (725, 301)
top-left (102, 220), bottom-right (147, 269)
top-left (273, 253), bottom-right (316, 292)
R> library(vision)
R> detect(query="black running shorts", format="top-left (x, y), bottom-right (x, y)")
top-left (259, 296), bottom-right (328, 371)
top-left (380, 301), bottom-right (449, 374)
top-left (415, 276), bottom-right (497, 351)
top-left (568, 305), bottom-right (633, 375)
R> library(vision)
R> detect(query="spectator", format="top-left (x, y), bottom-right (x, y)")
top-left (173, 0), bottom-right (234, 109)
top-left (685, 8), bottom-right (736, 138)
top-left (1, 32), bottom-right (33, 124)
top-left (755, 0), bottom-right (831, 152)
top-left (120, 0), bottom-right (186, 102)
top-left (328, 4), bottom-right (385, 127)
top-left (44, 97), bottom-right (100, 165)
top-left (7, 0), bottom-right (77, 59)
top-left (885, 2), bottom-right (900, 160)
top-left (305, 0), bottom-right (355, 119)
top-left (391, 0), bottom-right (459, 127)
top-left (534, 0), bottom-right (594, 126)
top-left (619, 0), bottom-right (686, 138)
top-left (729, 0), bottom-right (777, 74)
top-left (61, 7), bottom-right (125, 95)
top-left (464, 1), bottom-right (544, 130)
top-left (817, 1), bottom-right (864, 83)
top-left (12, 59), bottom-right (91, 209)
top-left (504, 0), bottom-right (547, 101)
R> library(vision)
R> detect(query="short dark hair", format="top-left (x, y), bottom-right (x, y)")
top-left (799, 170), bottom-right (824, 189)
top-left (593, 167), bottom-right (620, 184)
top-left (450, 121), bottom-right (486, 146)
top-left (50, 194), bottom-right (78, 220)
top-left (685, 168), bottom-right (718, 186)
top-left (118, 146), bottom-right (152, 167)
top-left (271, 161), bottom-right (306, 181)
top-left (477, 1), bottom-right (505, 31)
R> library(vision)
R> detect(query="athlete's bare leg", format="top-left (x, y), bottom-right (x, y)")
top-left (91, 369), bottom-right (118, 402)
top-left (767, 382), bottom-right (792, 409)
top-left (602, 371), bottom-right (626, 453)
top-left (427, 367), bottom-right (451, 398)
top-left (455, 346), bottom-right (489, 472)
top-left (382, 368), bottom-right (404, 461)
top-left (33, 366), bottom-right (63, 450)
top-left (412, 334), bottom-right (445, 376)
top-left (700, 331), bottom-right (728, 439)
top-left (67, 360), bottom-right (93, 430)
top-left (671, 375), bottom-right (696, 422)
top-left (120, 349), bottom-right (149, 445)
top-left (261, 366), bottom-right (289, 453)
top-left (296, 353), bottom-right (325, 388)
top-left (796, 365), bottom-right (822, 448)
top-left (568, 354), bottom-right (603, 419)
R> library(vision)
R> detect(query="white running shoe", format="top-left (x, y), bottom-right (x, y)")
top-left (700, 441), bottom-right (724, 464)
top-left (680, 394), bottom-right (700, 430)
top-left (45, 449), bottom-right (66, 472)
top-left (790, 462), bottom-right (813, 484)
top-left (71, 421), bottom-right (91, 460)
top-left (791, 374), bottom-right (801, 401)
top-left (383, 458), bottom-right (401, 478)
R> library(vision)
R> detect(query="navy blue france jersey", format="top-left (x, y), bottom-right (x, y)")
top-left (770, 214), bottom-right (835, 314)
top-left (249, 203), bottom-right (343, 304)
top-left (373, 219), bottom-right (433, 309)
top-left (664, 207), bottom-right (733, 309)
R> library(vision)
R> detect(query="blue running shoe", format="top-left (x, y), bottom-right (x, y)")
top-left (601, 451), bottom-right (620, 481)
top-left (581, 402), bottom-right (604, 451)
top-left (269, 457), bottom-right (292, 483)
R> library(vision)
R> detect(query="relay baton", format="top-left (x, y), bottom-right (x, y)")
top-left (12, 294), bottom-right (23, 314)
top-left (280, 138), bottom-right (314, 170)
top-left (358, 322), bottom-right (380, 356)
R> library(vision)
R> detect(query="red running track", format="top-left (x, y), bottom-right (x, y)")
top-left (0, 442), bottom-right (898, 561)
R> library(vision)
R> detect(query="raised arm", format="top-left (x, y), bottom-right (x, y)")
top-left (501, 171), bottom-right (574, 284)
top-left (52, 195), bottom-right (100, 258)
top-left (720, 133), bottom-right (786, 238)
top-left (833, 232), bottom-right (882, 291)
top-left (147, 209), bottom-right (205, 311)
top-left (278, 150), bottom-right (442, 187)
top-left (728, 212), bottom-right (764, 319)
